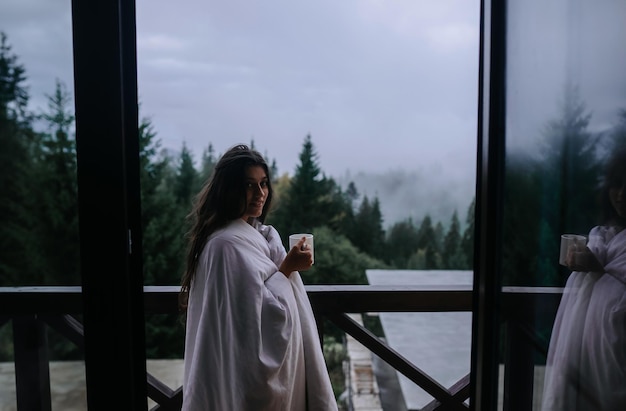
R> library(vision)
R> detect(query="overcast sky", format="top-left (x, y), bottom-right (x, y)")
top-left (4, 0), bottom-right (626, 226)
top-left (1, 0), bottom-right (480, 181)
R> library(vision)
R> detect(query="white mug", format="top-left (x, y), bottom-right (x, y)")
top-left (289, 233), bottom-right (314, 264)
top-left (559, 234), bottom-right (587, 266)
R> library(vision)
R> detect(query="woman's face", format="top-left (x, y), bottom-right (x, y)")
top-left (241, 165), bottom-right (269, 221)
top-left (609, 176), bottom-right (626, 218)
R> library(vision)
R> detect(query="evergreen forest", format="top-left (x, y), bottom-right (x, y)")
top-left (0, 32), bottom-right (475, 359)
top-left (2, 31), bottom-right (626, 395)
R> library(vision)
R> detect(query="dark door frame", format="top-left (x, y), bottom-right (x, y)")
top-left (72, 0), bottom-right (147, 408)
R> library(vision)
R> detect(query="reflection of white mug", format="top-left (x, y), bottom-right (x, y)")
top-left (289, 233), bottom-right (314, 264)
top-left (559, 234), bottom-right (587, 266)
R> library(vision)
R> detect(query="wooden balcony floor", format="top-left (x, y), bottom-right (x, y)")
top-left (0, 362), bottom-right (549, 411)
top-left (0, 359), bottom-right (184, 411)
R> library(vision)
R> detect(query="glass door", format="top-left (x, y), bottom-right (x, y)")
top-left (473, 0), bottom-right (626, 409)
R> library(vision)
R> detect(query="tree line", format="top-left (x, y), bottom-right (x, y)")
top-left (5, 28), bottom-right (624, 365)
top-left (0, 32), bottom-right (474, 362)
top-left (501, 86), bottom-right (626, 287)
top-left (0, 31), bottom-right (476, 291)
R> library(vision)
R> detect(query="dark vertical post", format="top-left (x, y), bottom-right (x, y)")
top-left (71, 0), bottom-right (147, 409)
top-left (470, 0), bottom-right (507, 409)
top-left (503, 318), bottom-right (535, 411)
top-left (13, 315), bottom-right (51, 411)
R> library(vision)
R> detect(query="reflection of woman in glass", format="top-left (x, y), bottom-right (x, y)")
top-left (542, 148), bottom-right (626, 411)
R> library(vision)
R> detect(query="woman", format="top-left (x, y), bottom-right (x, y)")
top-left (180, 144), bottom-right (337, 411)
top-left (542, 148), bottom-right (626, 411)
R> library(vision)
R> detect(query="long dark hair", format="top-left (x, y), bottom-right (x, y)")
top-left (179, 144), bottom-right (273, 310)
top-left (599, 147), bottom-right (626, 227)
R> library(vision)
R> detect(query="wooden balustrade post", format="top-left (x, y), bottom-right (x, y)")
top-left (12, 315), bottom-right (52, 411)
top-left (503, 318), bottom-right (534, 411)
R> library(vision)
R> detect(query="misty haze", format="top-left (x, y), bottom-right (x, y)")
top-left (338, 166), bottom-right (475, 230)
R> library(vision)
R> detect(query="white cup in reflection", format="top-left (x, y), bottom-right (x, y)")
top-left (289, 233), bottom-right (314, 264)
top-left (559, 234), bottom-right (587, 266)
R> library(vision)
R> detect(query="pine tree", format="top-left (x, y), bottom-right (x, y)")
top-left (350, 196), bottom-right (385, 259)
top-left (502, 85), bottom-right (604, 286)
top-left (274, 135), bottom-right (327, 236)
top-left (0, 32), bottom-right (41, 285)
top-left (461, 198), bottom-right (475, 268)
top-left (138, 118), bottom-right (186, 285)
top-left (608, 109), bottom-right (626, 152)
top-left (351, 196), bottom-right (372, 253)
top-left (174, 142), bottom-right (198, 207)
top-left (385, 218), bottom-right (420, 268)
top-left (0, 33), bottom-right (28, 121)
top-left (321, 176), bottom-right (355, 234)
top-left (416, 215), bottom-right (434, 249)
top-left (416, 215), bottom-right (439, 269)
top-left (198, 143), bottom-right (216, 187)
top-left (442, 210), bottom-right (466, 269)
top-left (345, 182), bottom-right (359, 208)
top-left (433, 221), bottom-right (445, 260)
top-left (541, 84), bottom-right (603, 236)
top-left (137, 117), bottom-right (186, 359)
top-left (290, 134), bottom-right (323, 226)
top-left (268, 135), bottom-right (357, 264)
top-left (369, 197), bottom-right (386, 258)
top-left (269, 158), bottom-right (279, 181)
top-left (502, 153), bottom-right (544, 285)
top-left (36, 79), bottom-right (79, 284)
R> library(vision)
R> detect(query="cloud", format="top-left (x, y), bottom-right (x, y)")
top-left (1, 0), bottom-right (481, 183)
top-left (137, 34), bottom-right (187, 52)
top-left (425, 23), bottom-right (477, 52)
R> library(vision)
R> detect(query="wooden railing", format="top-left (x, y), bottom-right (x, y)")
top-left (0, 285), bottom-right (562, 411)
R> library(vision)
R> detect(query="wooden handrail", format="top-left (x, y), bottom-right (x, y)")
top-left (0, 285), bottom-right (563, 411)
top-left (0, 285), bottom-right (476, 314)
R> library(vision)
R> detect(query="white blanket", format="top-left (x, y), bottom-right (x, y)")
top-left (182, 218), bottom-right (337, 411)
top-left (542, 226), bottom-right (626, 411)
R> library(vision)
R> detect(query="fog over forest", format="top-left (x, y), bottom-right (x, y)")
top-left (337, 165), bottom-right (475, 230)
top-left (170, 143), bottom-right (476, 231)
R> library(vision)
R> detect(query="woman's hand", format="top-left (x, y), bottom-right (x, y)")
top-left (565, 246), bottom-right (604, 272)
top-left (279, 237), bottom-right (313, 277)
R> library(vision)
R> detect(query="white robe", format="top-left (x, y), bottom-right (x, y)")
top-left (182, 218), bottom-right (337, 411)
top-left (542, 226), bottom-right (626, 411)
